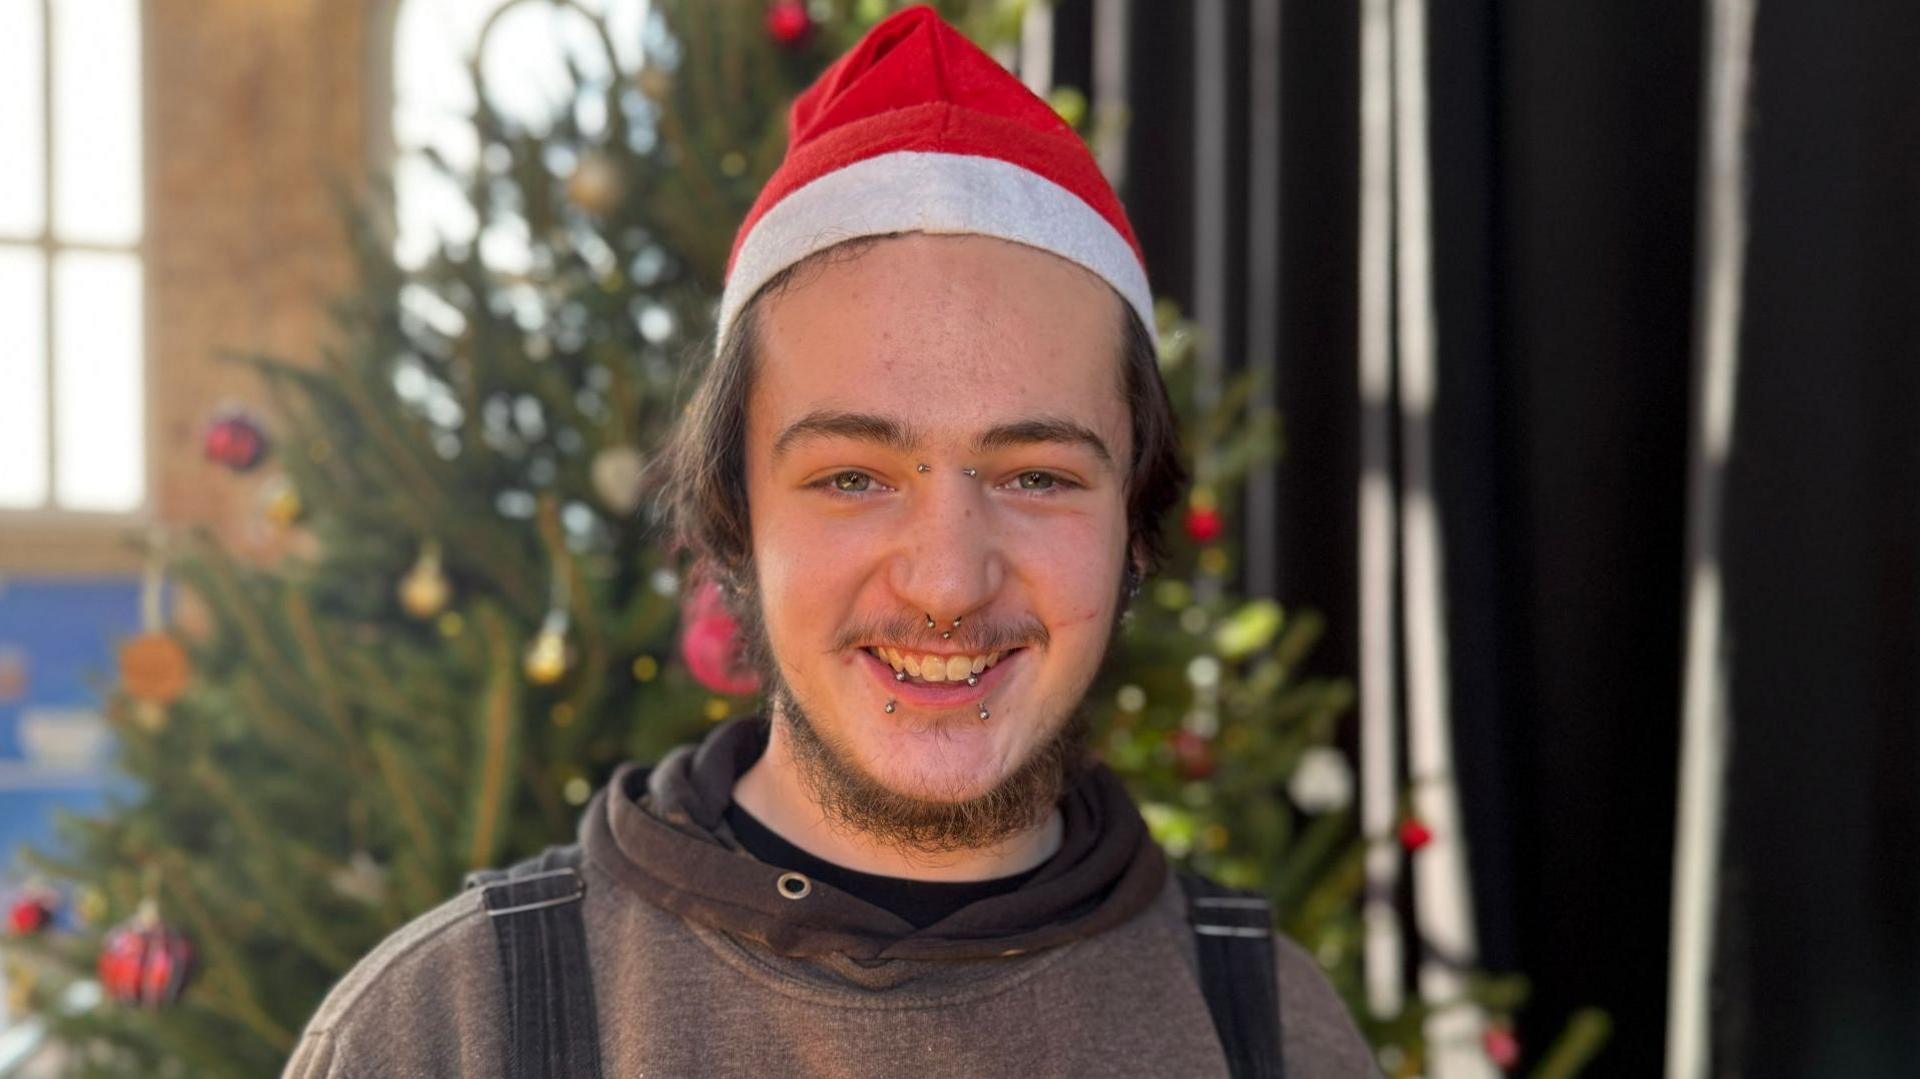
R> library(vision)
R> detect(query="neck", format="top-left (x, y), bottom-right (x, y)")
top-left (732, 718), bottom-right (1064, 882)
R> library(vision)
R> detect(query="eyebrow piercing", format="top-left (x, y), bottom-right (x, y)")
top-left (961, 467), bottom-right (977, 477)
top-left (917, 463), bottom-right (932, 473)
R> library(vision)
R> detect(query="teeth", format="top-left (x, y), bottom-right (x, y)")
top-left (872, 647), bottom-right (1012, 682)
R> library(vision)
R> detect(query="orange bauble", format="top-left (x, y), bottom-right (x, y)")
top-left (119, 634), bottom-right (191, 706)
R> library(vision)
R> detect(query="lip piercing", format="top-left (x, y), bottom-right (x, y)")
top-left (978, 704), bottom-right (990, 721)
top-left (916, 463), bottom-right (931, 473)
top-left (925, 613), bottom-right (936, 629)
top-left (967, 674), bottom-right (979, 686)
top-left (885, 699), bottom-right (896, 714)
top-left (895, 670), bottom-right (907, 681)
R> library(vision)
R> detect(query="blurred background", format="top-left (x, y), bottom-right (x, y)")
top-left (0, 1), bottom-right (1913, 1076)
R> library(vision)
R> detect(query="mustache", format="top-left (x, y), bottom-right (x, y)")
top-left (830, 612), bottom-right (1050, 655)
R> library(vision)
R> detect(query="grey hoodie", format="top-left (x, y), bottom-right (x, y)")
top-left (285, 718), bottom-right (1377, 1077)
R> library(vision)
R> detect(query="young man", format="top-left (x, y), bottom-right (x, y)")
top-left (288, 8), bottom-right (1374, 1077)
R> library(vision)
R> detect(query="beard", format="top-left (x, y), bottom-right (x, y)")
top-left (769, 674), bottom-right (1092, 856)
top-left (724, 566), bottom-right (1128, 858)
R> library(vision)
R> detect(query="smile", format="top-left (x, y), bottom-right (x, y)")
top-left (858, 645), bottom-right (1024, 710)
top-left (865, 646), bottom-right (1010, 684)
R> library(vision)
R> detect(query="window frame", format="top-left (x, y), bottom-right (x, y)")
top-left (0, 0), bottom-right (155, 573)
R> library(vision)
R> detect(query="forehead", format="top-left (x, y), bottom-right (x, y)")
top-left (747, 234), bottom-right (1129, 452)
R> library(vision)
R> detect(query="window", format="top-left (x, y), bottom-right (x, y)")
top-left (0, 0), bottom-right (145, 516)
top-left (392, 0), bottom-right (648, 273)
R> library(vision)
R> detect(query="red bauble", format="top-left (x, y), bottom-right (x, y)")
top-left (1170, 729), bottom-right (1217, 781)
top-left (8, 894), bottom-right (56, 936)
top-left (202, 411), bottom-right (269, 472)
top-left (680, 580), bottom-right (761, 696)
top-left (1398, 818), bottom-right (1434, 852)
top-left (765, 2), bottom-right (813, 48)
top-left (1483, 1024), bottom-right (1521, 1070)
top-left (1184, 506), bottom-right (1224, 544)
top-left (98, 903), bottom-right (195, 1007)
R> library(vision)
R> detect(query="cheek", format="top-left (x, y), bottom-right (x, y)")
top-left (750, 509), bottom-right (868, 642)
top-left (1009, 514), bottom-right (1126, 632)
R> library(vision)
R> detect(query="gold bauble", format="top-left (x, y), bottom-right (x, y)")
top-left (399, 545), bottom-right (451, 620)
top-left (566, 153), bottom-right (626, 218)
top-left (76, 887), bottom-right (110, 928)
top-left (523, 628), bottom-right (570, 686)
top-left (263, 476), bottom-right (303, 527)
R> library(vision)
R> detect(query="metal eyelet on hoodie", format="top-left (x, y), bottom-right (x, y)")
top-left (776, 872), bottom-right (812, 900)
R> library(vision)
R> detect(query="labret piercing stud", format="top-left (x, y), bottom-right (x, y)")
top-left (885, 700), bottom-right (896, 714)
top-left (978, 704), bottom-right (990, 721)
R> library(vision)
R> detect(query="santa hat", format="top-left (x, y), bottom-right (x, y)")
top-left (717, 5), bottom-right (1155, 352)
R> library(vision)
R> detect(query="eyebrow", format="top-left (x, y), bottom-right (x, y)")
top-left (771, 409), bottom-right (1113, 467)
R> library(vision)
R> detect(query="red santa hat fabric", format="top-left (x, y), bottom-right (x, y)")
top-left (717, 5), bottom-right (1155, 351)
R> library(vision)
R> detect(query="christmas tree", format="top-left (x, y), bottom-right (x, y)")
top-left (0, 3), bottom-right (1606, 1075)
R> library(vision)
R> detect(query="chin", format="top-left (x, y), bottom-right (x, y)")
top-left (852, 725), bottom-right (1024, 805)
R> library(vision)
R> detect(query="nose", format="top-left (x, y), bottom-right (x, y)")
top-left (887, 476), bottom-right (1003, 627)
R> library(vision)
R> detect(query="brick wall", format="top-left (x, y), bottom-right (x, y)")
top-left (2, 0), bottom-right (388, 574)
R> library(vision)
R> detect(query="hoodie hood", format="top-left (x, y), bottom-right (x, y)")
top-left (580, 717), bottom-right (1168, 962)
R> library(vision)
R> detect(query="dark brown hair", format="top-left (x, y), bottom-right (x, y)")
top-left (656, 237), bottom-right (1187, 597)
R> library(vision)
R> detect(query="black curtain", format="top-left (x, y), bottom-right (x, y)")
top-left (1058, 1), bottom-right (1918, 1073)
top-left (1716, 3), bottom-right (1920, 1075)
top-left (1429, 3), bottom-right (1699, 1073)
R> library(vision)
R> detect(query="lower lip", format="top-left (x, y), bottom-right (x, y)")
top-left (859, 648), bottom-right (1022, 710)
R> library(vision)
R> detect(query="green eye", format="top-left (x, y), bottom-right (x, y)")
top-left (832, 471), bottom-right (872, 493)
top-left (1017, 471), bottom-right (1055, 490)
